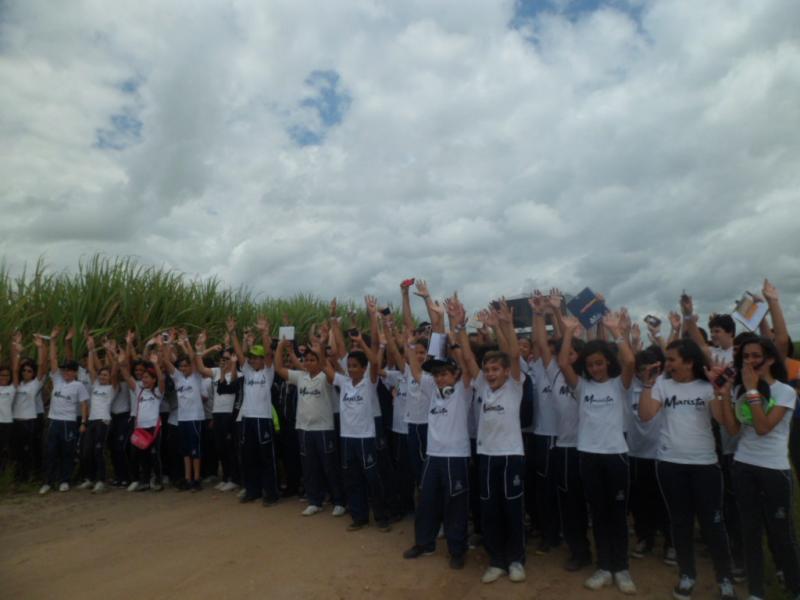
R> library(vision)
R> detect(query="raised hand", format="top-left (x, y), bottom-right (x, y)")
top-left (364, 295), bottom-right (378, 315)
top-left (640, 361), bottom-right (661, 387)
top-left (495, 299), bottom-right (513, 324)
top-left (679, 291), bottom-right (693, 316)
top-left (476, 309), bottom-right (498, 328)
top-left (148, 352), bottom-right (160, 365)
top-left (125, 330), bottom-right (136, 346)
top-left (602, 311), bottom-right (621, 331)
top-left (226, 316), bottom-right (237, 333)
top-left (562, 314), bottom-right (580, 331)
top-left (86, 335), bottom-right (96, 351)
top-left (33, 334), bottom-right (45, 349)
top-left (223, 332), bottom-right (231, 347)
top-left (414, 279), bottom-right (430, 299)
top-left (547, 288), bottom-right (564, 310)
top-left (256, 315), bottom-right (269, 333)
top-left (429, 300), bottom-right (445, 316)
top-left (528, 290), bottom-right (545, 312)
top-left (65, 326), bottom-right (76, 342)
top-left (329, 297), bottom-right (338, 317)
top-left (50, 326), bottom-right (62, 339)
top-left (196, 330), bottom-right (208, 347)
top-left (631, 323), bottom-right (641, 346)
top-left (668, 311), bottom-right (681, 331)
top-left (762, 279), bottom-right (779, 302)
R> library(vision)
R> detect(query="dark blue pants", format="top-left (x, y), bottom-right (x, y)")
top-left (580, 451), bottom-right (630, 573)
top-left (533, 433), bottom-right (560, 546)
top-left (554, 446), bottom-right (591, 561)
top-left (133, 427), bottom-right (162, 485)
top-left (80, 420), bottom-right (109, 482)
top-left (392, 432), bottom-right (415, 514)
top-left (341, 436), bottom-right (389, 524)
top-left (12, 419), bottom-right (36, 482)
top-left (240, 417), bottom-right (279, 501)
top-left (407, 423), bottom-right (428, 487)
top-left (469, 439), bottom-right (481, 535)
top-left (630, 456), bottom-right (670, 549)
top-left (213, 413), bottom-right (239, 484)
top-left (109, 413), bottom-right (130, 483)
top-left (45, 419), bottom-right (78, 486)
top-left (479, 454), bottom-right (526, 569)
top-left (298, 429), bottom-right (343, 506)
top-left (416, 456), bottom-right (469, 557)
top-left (375, 416), bottom-right (402, 517)
top-left (179, 420), bottom-right (203, 459)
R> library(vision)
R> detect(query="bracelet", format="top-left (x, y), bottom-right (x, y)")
top-left (747, 399), bottom-right (762, 406)
top-left (746, 389), bottom-right (759, 396)
top-left (641, 384), bottom-right (653, 389)
top-left (454, 325), bottom-right (465, 334)
top-left (614, 336), bottom-right (625, 344)
top-left (682, 314), bottom-right (694, 321)
top-left (449, 344), bottom-right (461, 350)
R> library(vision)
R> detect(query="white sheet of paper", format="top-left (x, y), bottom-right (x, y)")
top-left (427, 332), bottom-right (448, 360)
top-left (279, 326), bottom-right (295, 341)
top-left (732, 298), bottom-right (769, 332)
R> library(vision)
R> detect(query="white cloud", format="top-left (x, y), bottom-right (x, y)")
top-left (1, 0), bottom-right (799, 333)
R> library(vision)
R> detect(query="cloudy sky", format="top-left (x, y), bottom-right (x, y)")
top-left (2, 0), bottom-right (799, 330)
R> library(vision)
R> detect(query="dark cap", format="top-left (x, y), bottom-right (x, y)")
top-left (422, 357), bottom-right (459, 373)
top-left (59, 360), bottom-right (80, 372)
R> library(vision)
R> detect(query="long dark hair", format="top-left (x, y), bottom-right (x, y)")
top-left (574, 340), bottom-right (621, 381)
top-left (666, 339), bottom-right (708, 381)
top-left (734, 337), bottom-right (788, 385)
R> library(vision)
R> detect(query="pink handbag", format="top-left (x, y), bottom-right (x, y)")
top-left (130, 390), bottom-right (161, 450)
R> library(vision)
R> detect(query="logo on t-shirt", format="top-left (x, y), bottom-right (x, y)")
top-left (343, 393), bottom-right (363, 404)
top-left (583, 394), bottom-right (613, 405)
top-left (663, 395), bottom-right (705, 409)
top-left (299, 386), bottom-right (321, 397)
top-left (482, 403), bottom-right (505, 414)
top-left (430, 406), bottom-right (448, 415)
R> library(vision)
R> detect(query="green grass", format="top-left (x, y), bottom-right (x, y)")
top-left (0, 254), bottom-right (376, 354)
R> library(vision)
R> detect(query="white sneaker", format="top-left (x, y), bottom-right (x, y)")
top-left (38, 484), bottom-right (51, 495)
top-left (509, 562), bottom-right (526, 583)
top-left (237, 488), bottom-right (247, 499)
top-left (481, 566), bottom-right (506, 584)
top-left (221, 481), bottom-right (239, 492)
top-left (584, 569), bottom-right (613, 590)
top-left (151, 483), bottom-right (163, 491)
top-left (664, 547), bottom-right (678, 566)
top-left (214, 482), bottom-right (226, 491)
top-left (58, 482), bottom-right (70, 492)
top-left (78, 479), bottom-right (93, 490)
top-left (673, 574), bottom-right (695, 600)
top-left (437, 524), bottom-right (445, 539)
top-left (331, 505), bottom-right (346, 517)
top-left (614, 570), bottom-right (637, 594)
top-left (92, 481), bottom-right (106, 494)
top-left (302, 505), bottom-right (323, 516)
top-left (127, 481), bottom-right (140, 492)
top-left (161, 475), bottom-right (170, 486)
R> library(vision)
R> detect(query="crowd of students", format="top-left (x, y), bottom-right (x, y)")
top-left (0, 278), bottom-right (799, 600)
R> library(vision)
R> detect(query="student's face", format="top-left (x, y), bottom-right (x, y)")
top-left (220, 354), bottom-right (231, 368)
top-left (482, 359), bottom-right (509, 391)
top-left (710, 327), bottom-right (732, 348)
top-left (518, 339), bottom-right (531, 357)
top-left (347, 357), bottom-right (366, 381)
top-left (303, 353), bottom-right (321, 375)
top-left (585, 352), bottom-right (610, 383)
top-left (141, 371), bottom-right (157, 389)
top-left (0, 370), bottom-right (10, 386)
top-left (178, 360), bottom-right (192, 376)
top-left (21, 365), bottom-right (35, 382)
top-left (61, 368), bottom-right (77, 383)
top-left (566, 346), bottom-right (578, 365)
top-left (742, 343), bottom-right (770, 375)
top-left (414, 345), bottom-right (428, 364)
top-left (248, 356), bottom-right (265, 370)
top-left (98, 369), bottom-right (111, 385)
top-left (665, 349), bottom-right (692, 382)
top-left (434, 369), bottom-right (457, 388)
top-left (134, 364), bottom-right (145, 381)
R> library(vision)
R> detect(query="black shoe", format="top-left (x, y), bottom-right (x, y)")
top-left (449, 555), bottom-right (465, 570)
top-left (191, 480), bottom-right (202, 492)
top-left (347, 520), bottom-right (369, 532)
top-left (262, 497), bottom-right (278, 507)
top-left (403, 545), bottom-right (434, 559)
top-left (389, 512), bottom-right (405, 524)
top-left (535, 540), bottom-right (551, 555)
top-left (175, 479), bottom-right (190, 491)
top-left (376, 520), bottom-right (392, 532)
top-left (239, 494), bottom-right (259, 504)
top-left (564, 555), bottom-right (592, 572)
top-left (731, 566), bottom-right (746, 583)
top-left (281, 487), bottom-right (298, 498)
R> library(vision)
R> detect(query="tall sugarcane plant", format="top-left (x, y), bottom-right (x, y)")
top-left (0, 255), bottom-right (377, 357)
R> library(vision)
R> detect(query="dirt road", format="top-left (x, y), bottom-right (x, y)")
top-left (1, 488), bottom-right (728, 600)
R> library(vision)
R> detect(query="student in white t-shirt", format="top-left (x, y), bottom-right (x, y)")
top-left (402, 297), bottom-right (474, 570)
top-left (275, 335), bottom-right (345, 517)
top-left (531, 296), bottom-right (593, 572)
top-left (0, 342), bottom-right (20, 477)
top-left (559, 312), bottom-right (636, 595)
top-left (164, 336), bottom-right (207, 492)
top-left (11, 334), bottom-right (47, 484)
top-left (715, 337), bottom-right (800, 600)
top-left (119, 350), bottom-right (166, 492)
top-left (77, 335), bottom-right (118, 493)
top-left (334, 297), bottom-right (393, 531)
top-left (638, 338), bottom-right (736, 600)
top-left (460, 299), bottom-right (532, 585)
top-left (40, 328), bottom-right (90, 494)
top-left (227, 316), bottom-right (279, 505)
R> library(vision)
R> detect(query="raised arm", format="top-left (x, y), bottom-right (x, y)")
top-left (763, 279), bottom-right (791, 360)
top-left (529, 293), bottom-right (552, 367)
top-left (558, 316), bottom-right (581, 389)
top-left (11, 333), bottom-right (22, 387)
top-left (48, 326), bottom-right (62, 375)
top-left (117, 349), bottom-right (138, 391)
top-left (274, 339), bottom-right (292, 382)
top-left (193, 331), bottom-right (215, 378)
top-left (637, 362), bottom-right (662, 422)
top-left (255, 315), bottom-right (274, 368)
top-left (365, 296), bottom-right (380, 383)
top-left (496, 300), bottom-right (521, 381)
top-left (400, 280), bottom-right (415, 334)
top-left (414, 280), bottom-right (445, 334)
top-left (227, 317), bottom-right (246, 366)
top-left (603, 312), bottom-right (635, 389)
top-left (383, 314), bottom-right (406, 372)
top-left (149, 352), bottom-right (166, 395)
top-left (85, 334), bottom-right (98, 382)
top-left (447, 297), bottom-right (480, 380)
top-left (680, 292), bottom-right (711, 359)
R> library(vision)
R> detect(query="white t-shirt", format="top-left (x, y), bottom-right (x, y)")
top-left (475, 372), bottom-right (524, 456)
top-left (334, 373), bottom-right (377, 439)
top-left (382, 369), bottom-right (407, 435)
top-left (210, 367), bottom-right (238, 414)
top-left (627, 378), bottom-right (663, 459)
top-left (111, 380), bottom-right (130, 414)
top-left (553, 368), bottom-right (579, 448)
top-left (404, 365), bottom-right (436, 425)
top-left (201, 377), bottom-right (213, 419)
top-left (532, 358), bottom-right (560, 436)
top-left (49, 372), bottom-right (90, 421)
top-left (171, 370), bottom-right (206, 422)
top-left (427, 380), bottom-right (471, 458)
top-left (13, 379), bottom-right (42, 420)
top-left (240, 362), bottom-right (274, 419)
top-left (0, 385), bottom-right (15, 423)
top-left (88, 383), bottom-right (115, 422)
top-left (132, 381), bottom-right (162, 429)
top-left (128, 381), bottom-right (140, 417)
top-left (574, 376), bottom-right (629, 454)
top-left (651, 375), bottom-right (717, 465)
top-left (289, 370), bottom-right (336, 431)
top-left (78, 366), bottom-right (92, 397)
top-left (734, 381), bottom-right (796, 470)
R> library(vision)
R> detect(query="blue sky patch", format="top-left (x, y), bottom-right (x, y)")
top-left (289, 69), bottom-right (352, 147)
top-left (95, 110), bottom-right (143, 150)
top-left (511, 0), bottom-right (644, 29)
